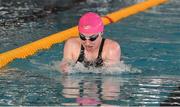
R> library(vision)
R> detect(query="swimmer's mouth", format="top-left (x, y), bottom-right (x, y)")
top-left (85, 46), bottom-right (93, 48)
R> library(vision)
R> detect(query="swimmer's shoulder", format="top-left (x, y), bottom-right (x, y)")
top-left (65, 38), bottom-right (82, 61)
top-left (65, 37), bottom-right (81, 48)
top-left (102, 38), bottom-right (121, 59)
top-left (104, 38), bottom-right (120, 50)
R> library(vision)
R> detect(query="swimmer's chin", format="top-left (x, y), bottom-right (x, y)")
top-left (84, 46), bottom-right (94, 51)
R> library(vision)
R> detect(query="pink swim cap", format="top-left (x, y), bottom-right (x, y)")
top-left (78, 12), bottom-right (104, 34)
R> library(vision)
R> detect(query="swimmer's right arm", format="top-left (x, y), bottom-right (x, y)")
top-left (60, 60), bottom-right (73, 73)
top-left (60, 40), bottom-right (73, 73)
top-left (60, 39), bottom-right (78, 73)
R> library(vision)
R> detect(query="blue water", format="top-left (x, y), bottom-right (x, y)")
top-left (0, 0), bottom-right (180, 106)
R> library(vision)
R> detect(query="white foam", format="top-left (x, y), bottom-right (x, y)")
top-left (53, 61), bottom-right (141, 75)
top-left (0, 60), bottom-right (141, 76)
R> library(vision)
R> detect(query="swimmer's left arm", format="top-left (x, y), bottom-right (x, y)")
top-left (103, 41), bottom-right (121, 66)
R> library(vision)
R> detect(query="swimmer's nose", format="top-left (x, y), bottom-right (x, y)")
top-left (84, 39), bottom-right (91, 45)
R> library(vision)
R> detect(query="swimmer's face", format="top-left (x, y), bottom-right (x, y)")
top-left (79, 33), bottom-right (102, 51)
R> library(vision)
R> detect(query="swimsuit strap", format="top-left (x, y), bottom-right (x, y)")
top-left (97, 38), bottom-right (105, 59)
top-left (76, 45), bottom-right (85, 62)
top-left (95, 38), bottom-right (105, 67)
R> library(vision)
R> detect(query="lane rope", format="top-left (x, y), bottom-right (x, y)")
top-left (0, 0), bottom-right (168, 68)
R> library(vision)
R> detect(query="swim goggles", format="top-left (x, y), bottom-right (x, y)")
top-left (79, 33), bottom-right (99, 41)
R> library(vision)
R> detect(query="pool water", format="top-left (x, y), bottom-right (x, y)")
top-left (0, 0), bottom-right (180, 106)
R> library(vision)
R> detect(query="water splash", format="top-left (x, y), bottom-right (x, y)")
top-left (53, 60), bottom-right (141, 75)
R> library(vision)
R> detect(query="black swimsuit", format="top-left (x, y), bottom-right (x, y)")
top-left (76, 38), bottom-right (106, 68)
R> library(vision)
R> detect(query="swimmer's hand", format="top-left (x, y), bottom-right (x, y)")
top-left (60, 61), bottom-right (70, 74)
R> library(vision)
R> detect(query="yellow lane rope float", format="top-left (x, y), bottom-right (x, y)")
top-left (0, 0), bottom-right (168, 68)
